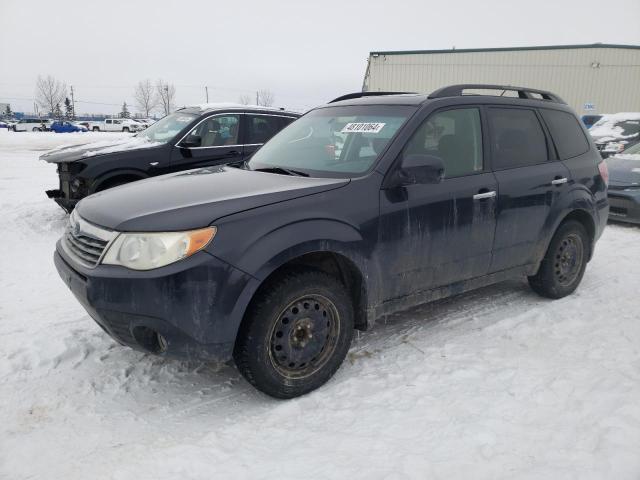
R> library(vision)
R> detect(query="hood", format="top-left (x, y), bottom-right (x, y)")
top-left (40, 136), bottom-right (163, 163)
top-left (606, 155), bottom-right (640, 187)
top-left (76, 166), bottom-right (349, 231)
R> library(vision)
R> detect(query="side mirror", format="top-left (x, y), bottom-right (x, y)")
top-left (393, 154), bottom-right (445, 186)
top-left (179, 135), bottom-right (201, 149)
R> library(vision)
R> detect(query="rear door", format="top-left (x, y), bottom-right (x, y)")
top-left (170, 113), bottom-right (243, 170)
top-left (487, 107), bottom-right (571, 272)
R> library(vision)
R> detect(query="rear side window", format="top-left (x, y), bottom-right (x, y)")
top-left (541, 109), bottom-right (590, 159)
top-left (247, 115), bottom-right (281, 144)
top-left (488, 108), bottom-right (548, 169)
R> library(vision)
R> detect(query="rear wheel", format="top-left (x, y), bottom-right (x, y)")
top-left (234, 270), bottom-right (354, 399)
top-left (122, 127), bottom-right (130, 133)
top-left (93, 126), bottom-right (100, 132)
top-left (32, 127), bottom-right (40, 132)
top-left (528, 220), bottom-right (589, 299)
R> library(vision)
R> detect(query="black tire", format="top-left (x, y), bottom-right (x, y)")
top-left (528, 220), bottom-right (590, 299)
top-left (32, 127), bottom-right (40, 132)
top-left (234, 269), bottom-right (354, 399)
top-left (92, 126), bottom-right (100, 132)
top-left (122, 127), bottom-right (129, 133)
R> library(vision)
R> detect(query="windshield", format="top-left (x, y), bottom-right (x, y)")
top-left (136, 112), bottom-right (198, 143)
top-left (248, 105), bottom-right (415, 177)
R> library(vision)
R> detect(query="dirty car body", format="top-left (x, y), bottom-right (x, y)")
top-left (606, 144), bottom-right (640, 224)
top-left (43, 105), bottom-right (300, 212)
top-left (54, 85), bottom-right (609, 397)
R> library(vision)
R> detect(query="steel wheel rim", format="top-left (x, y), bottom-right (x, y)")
top-left (554, 233), bottom-right (584, 286)
top-left (268, 294), bottom-right (340, 379)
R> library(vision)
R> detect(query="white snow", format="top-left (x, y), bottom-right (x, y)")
top-left (1, 133), bottom-right (640, 480)
top-left (590, 112), bottom-right (640, 143)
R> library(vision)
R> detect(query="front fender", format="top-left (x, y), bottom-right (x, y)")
top-left (89, 169), bottom-right (149, 193)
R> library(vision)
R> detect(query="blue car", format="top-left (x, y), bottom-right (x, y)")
top-left (50, 121), bottom-right (88, 133)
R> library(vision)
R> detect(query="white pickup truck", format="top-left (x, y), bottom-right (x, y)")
top-left (88, 118), bottom-right (143, 133)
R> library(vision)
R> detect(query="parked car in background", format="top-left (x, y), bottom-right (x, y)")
top-left (52, 85), bottom-right (608, 398)
top-left (590, 113), bottom-right (640, 158)
top-left (43, 104), bottom-right (300, 211)
top-left (134, 118), bottom-right (155, 128)
top-left (0, 120), bottom-right (9, 129)
top-left (87, 118), bottom-right (144, 133)
top-left (49, 121), bottom-right (89, 133)
top-left (606, 141), bottom-right (640, 224)
top-left (581, 114), bottom-right (603, 129)
top-left (13, 118), bottom-right (52, 132)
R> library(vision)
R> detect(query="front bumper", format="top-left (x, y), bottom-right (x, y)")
top-left (607, 189), bottom-right (640, 224)
top-left (54, 243), bottom-right (259, 362)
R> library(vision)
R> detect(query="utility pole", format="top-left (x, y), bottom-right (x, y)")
top-left (256, 91), bottom-right (259, 105)
top-left (205, 86), bottom-right (209, 103)
top-left (70, 85), bottom-right (76, 119)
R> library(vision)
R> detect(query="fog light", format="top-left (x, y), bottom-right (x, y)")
top-left (70, 178), bottom-right (81, 193)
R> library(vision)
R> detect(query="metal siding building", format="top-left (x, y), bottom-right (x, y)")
top-left (363, 44), bottom-right (640, 114)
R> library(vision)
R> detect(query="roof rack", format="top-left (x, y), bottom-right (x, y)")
top-left (428, 84), bottom-right (565, 104)
top-left (329, 91), bottom-right (416, 103)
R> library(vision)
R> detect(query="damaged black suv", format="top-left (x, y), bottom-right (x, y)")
top-left (54, 85), bottom-right (609, 398)
top-left (43, 105), bottom-right (299, 212)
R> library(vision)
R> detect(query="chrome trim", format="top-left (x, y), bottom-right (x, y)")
top-left (551, 177), bottom-right (568, 185)
top-left (62, 213), bottom-right (118, 269)
top-left (473, 191), bottom-right (497, 200)
top-left (175, 112), bottom-right (296, 148)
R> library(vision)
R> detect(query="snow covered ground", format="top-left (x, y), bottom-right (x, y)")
top-left (1, 130), bottom-right (640, 480)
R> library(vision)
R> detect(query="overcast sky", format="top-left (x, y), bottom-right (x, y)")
top-left (1, 0), bottom-right (639, 115)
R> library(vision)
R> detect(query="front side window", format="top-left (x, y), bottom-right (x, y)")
top-left (248, 105), bottom-right (415, 177)
top-left (404, 108), bottom-right (483, 178)
top-left (247, 115), bottom-right (281, 144)
top-left (137, 111), bottom-right (198, 144)
top-left (488, 108), bottom-right (548, 169)
top-left (181, 114), bottom-right (240, 147)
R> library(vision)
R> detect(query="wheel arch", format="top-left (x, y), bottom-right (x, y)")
top-left (90, 169), bottom-right (148, 193)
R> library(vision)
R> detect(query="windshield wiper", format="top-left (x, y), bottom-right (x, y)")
top-left (252, 166), bottom-right (309, 177)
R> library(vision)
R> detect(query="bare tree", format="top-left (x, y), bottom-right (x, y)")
top-left (156, 79), bottom-right (176, 116)
top-left (35, 75), bottom-right (67, 117)
top-left (256, 89), bottom-right (275, 107)
top-left (238, 94), bottom-right (252, 105)
top-left (133, 79), bottom-right (158, 117)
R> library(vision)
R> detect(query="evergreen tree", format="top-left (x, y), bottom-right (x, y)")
top-left (120, 102), bottom-right (130, 119)
top-left (4, 104), bottom-right (12, 118)
top-left (53, 103), bottom-right (63, 120)
top-left (64, 97), bottom-right (74, 120)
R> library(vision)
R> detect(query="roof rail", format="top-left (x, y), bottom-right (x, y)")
top-left (329, 91), bottom-right (416, 103)
top-left (428, 84), bottom-right (566, 104)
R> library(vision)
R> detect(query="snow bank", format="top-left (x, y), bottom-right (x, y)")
top-left (1, 132), bottom-right (640, 479)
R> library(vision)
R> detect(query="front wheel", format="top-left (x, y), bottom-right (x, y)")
top-left (234, 270), bottom-right (354, 399)
top-left (32, 127), bottom-right (40, 132)
top-left (122, 127), bottom-right (130, 133)
top-left (528, 220), bottom-right (589, 299)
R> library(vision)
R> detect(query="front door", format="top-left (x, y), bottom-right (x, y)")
top-left (171, 113), bottom-right (243, 169)
top-left (378, 106), bottom-right (498, 301)
top-left (486, 107), bottom-right (572, 272)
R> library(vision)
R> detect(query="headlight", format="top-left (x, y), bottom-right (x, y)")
top-left (102, 227), bottom-right (216, 270)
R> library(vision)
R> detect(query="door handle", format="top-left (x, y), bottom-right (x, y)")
top-left (551, 177), bottom-right (568, 185)
top-left (473, 190), bottom-right (496, 200)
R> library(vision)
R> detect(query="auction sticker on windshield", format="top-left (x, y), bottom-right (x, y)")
top-left (341, 122), bottom-right (386, 133)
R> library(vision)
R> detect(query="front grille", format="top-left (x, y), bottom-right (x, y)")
top-left (61, 213), bottom-right (117, 268)
top-left (64, 229), bottom-right (108, 267)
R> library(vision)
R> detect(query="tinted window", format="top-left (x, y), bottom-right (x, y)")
top-left (488, 108), bottom-right (548, 169)
top-left (247, 115), bottom-right (281, 144)
top-left (541, 109), bottom-right (589, 159)
top-left (404, 108), bottom-right (483, 177)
